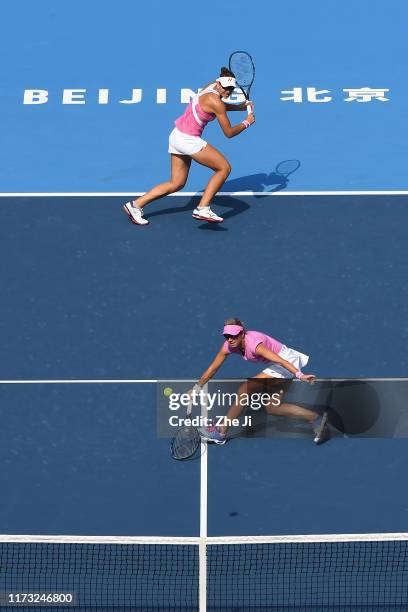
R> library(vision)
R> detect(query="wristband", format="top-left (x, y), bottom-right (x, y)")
top-left (295, 371), bottom-right (304, 380)
top-left (242, 119), bottom-right (250, 129)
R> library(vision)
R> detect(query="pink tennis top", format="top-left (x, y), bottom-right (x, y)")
top-left (175, 84), bottom-right (218, 137)
top-left (223, 331), bottom-right (283, 363)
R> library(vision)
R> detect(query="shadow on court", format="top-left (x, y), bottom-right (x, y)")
top-left (145, 195), bottom-right (250, 230)
top-left (2, 194), bottom-right (408, 380)
top-left (214, 379), bottom-right (408, 441)
top-left (224, 172), bottom-right (288, 193)
top-left (223, 161), bottom-right (302, 193)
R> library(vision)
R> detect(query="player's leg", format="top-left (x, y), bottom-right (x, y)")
top-left (264, 377), bottom-right (330, 444)
top-left (123, 154), bottom-right (192, 225)
top-left (262, 378), bottom-right (317, 423)
top-left (190, 144), bottom-right (231, 223)
top-left (220, 376), bottom-right (268, 433)
top-left (201, 372), bottom-right (330, 445)
top-left (201, 375), bottom-right (267, 442)
top-left (137, 154), bottom-right (192, 207)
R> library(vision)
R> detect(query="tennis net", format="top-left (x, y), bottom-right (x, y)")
top-left (0, 533), bottom-right (408, 610)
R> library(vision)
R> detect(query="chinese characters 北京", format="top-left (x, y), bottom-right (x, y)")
top-left (280, 87), bottom-right (390, 103)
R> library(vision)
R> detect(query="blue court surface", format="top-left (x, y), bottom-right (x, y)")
top-left (1, 0), bottom-right (408, 609)
top-left (1, 194), bottom-right (407, 379)
top-left (1, 376), bottom-right (407, 537)
top-left (1, 0), bottom-right (408, 192)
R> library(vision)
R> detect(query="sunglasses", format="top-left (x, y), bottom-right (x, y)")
top-left (224, 333), bottom-right (241, 340)
top-left (219, 85), bottom-right (234, 94)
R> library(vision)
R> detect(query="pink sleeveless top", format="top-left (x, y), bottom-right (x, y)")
top-left (223, 331), bottom-right (283, 364)
top-left (175, 84), bottom-right (218, 137)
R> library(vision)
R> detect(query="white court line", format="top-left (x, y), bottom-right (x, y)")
top-left (199, 384), bottom-right (208, 612)
top-left (0, 379), bottom-right (158, 384)
top-left (1, 191), bottom-right (408, 197)
top-left (0, 378), bottom-right (407, 384)
top-left (199, 446), bottom-right (208, 612)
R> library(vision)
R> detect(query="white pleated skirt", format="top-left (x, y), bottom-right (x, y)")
top-left (262, 344), bottom-right (309, 378)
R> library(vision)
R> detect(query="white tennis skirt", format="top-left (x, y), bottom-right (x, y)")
top-left (262, 345), bottom-right (309, 378)
top-left (168, 128), bottom-right (207, 156)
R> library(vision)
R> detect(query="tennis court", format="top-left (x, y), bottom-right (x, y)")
top-left (1, 194), bottom-right (408, 379)
top-left (1, 0), bottom-right (408, 609)
top-left (1, 379), bottom-right (408, 609)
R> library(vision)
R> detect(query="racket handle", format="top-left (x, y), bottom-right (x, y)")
top-left (187, 383), bottom-right (201, 415)
top-left (186, 398), bottom-right (193, 416)
top-left (246, 102), bottom-right (251, 115)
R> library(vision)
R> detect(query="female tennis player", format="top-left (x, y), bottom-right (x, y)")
top-left (123, 67), bottom-right (254, 226)
top-left (193, 318), bottom-right (330, 445)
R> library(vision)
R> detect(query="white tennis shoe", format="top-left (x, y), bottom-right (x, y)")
top-left (192, 206), bottom-right (223, 223)
top-left (123, 202), bottom-right (149, 226)
top-left (313, 411), bottom-right (331, 445)
top-left (199, 425), bottom-right (227, 445)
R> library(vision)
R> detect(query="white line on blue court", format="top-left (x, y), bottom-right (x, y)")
top-left (0, 378), bottom-right (407, 383)
top-left (1, 192), bottom-right (408, 197)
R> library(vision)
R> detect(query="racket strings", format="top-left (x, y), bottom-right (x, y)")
top-left (229, 53), bottom-right (254, 88)
top-left (171, 426), bottom-right (200, 460)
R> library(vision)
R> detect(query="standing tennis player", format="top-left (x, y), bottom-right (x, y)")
top-left (123, 67), bottom-right (254, 226)
top-left (193, 318), bottom-right (330, 445)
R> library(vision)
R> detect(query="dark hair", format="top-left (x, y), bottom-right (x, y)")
top-left (224, 317), bottom-right (245, 330)
top-left (219, 66), bottom-right (235, 79)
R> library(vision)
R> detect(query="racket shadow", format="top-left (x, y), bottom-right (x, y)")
top-left (224, 173), bottom-right (287, 193)
top-left (223, 161), bottom-right (301, 195)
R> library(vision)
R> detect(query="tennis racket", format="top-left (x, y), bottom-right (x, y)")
top-left (229, 51), bottom-right (255, 115)
top-left (275, 160), bottom-right (301, 180)
top-left (170, 397), bottom-right (200, 460)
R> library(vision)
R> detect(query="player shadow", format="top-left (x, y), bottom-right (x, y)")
top-left (237, 379), bottom-right (339, 440)
top-left (323, 380), bottom-right (397, 437)
top-left (209, 378), bottom-right (332, 442)
top-left (244, 379), bottom-right (396, 439)
top-left (227, 378), bottom-right (397, 440)
top-left (223, 173), bottom-right (287, 193)
top-left (144, 195), bottom-right (250, 231)
top-left (222, 161), bottom-right (302, 195)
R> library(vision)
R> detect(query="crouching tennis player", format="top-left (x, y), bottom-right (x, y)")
top-left (123, 67), bottom-right (254, 226)
top-left (194, 318), bottom-right (330, 445)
